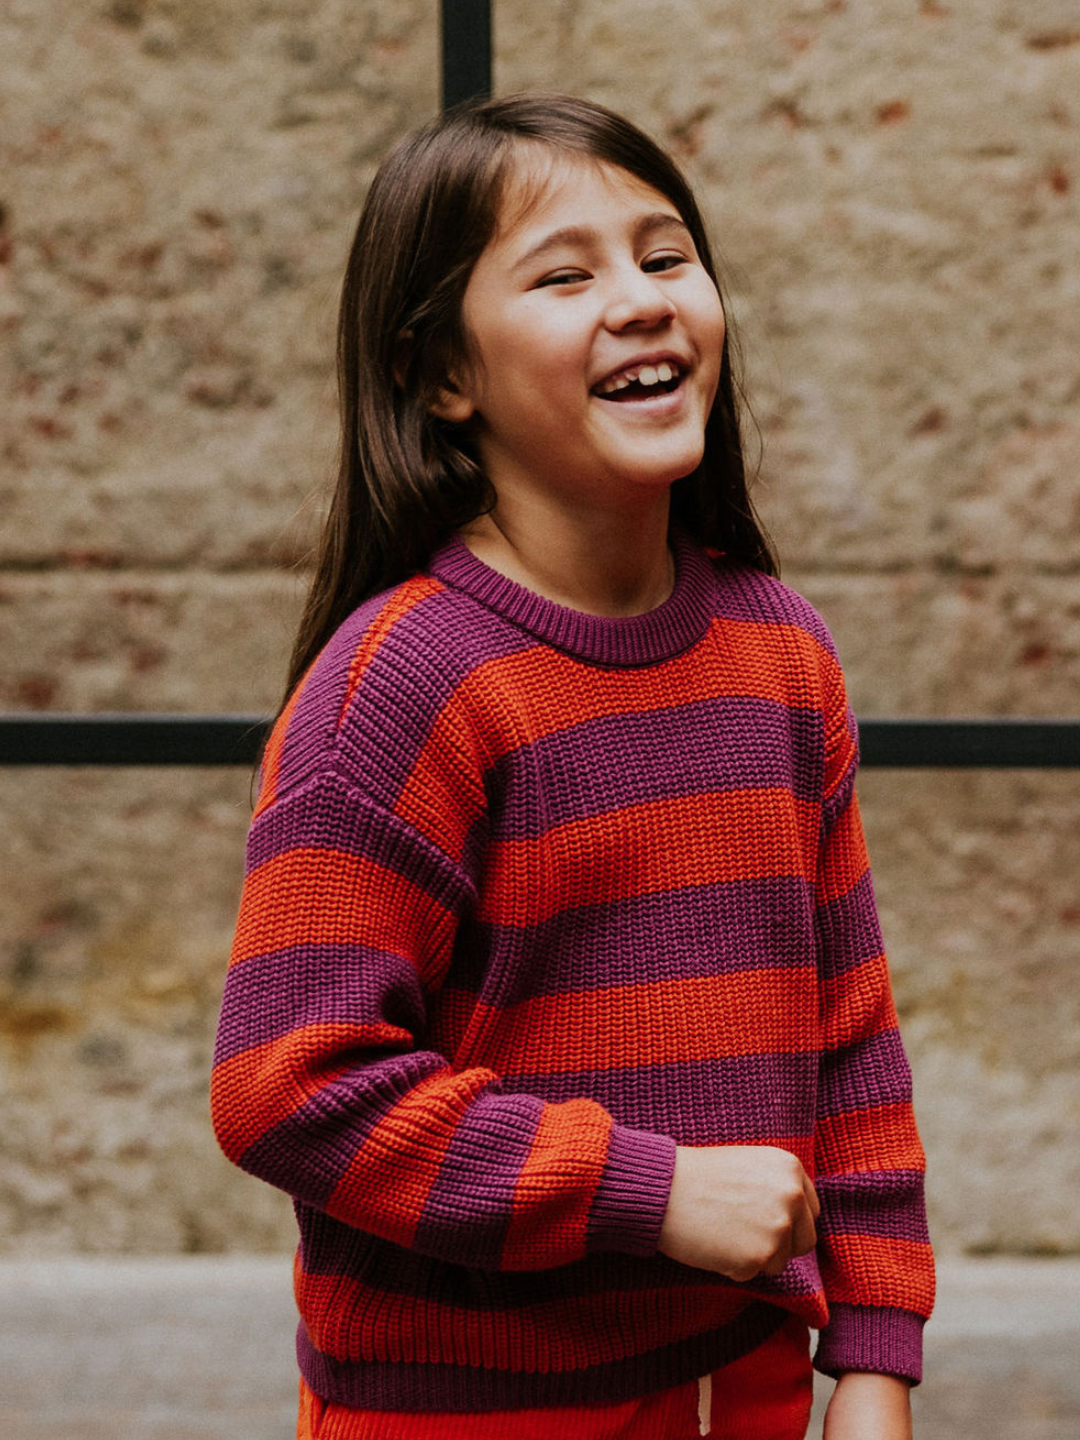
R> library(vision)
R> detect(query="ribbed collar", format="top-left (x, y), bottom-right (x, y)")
top-left (426, 528), bottom-right (719, 667)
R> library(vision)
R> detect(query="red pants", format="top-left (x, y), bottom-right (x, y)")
top-left (297, 1315), bottom-right (813, 1440)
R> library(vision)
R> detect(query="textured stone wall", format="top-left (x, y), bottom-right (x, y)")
top-left (2, 1), bottom-right (1077, 1255)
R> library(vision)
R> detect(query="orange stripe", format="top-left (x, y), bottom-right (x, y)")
top-left (210, 1021), bottom-right (404, 1163)
top-left (447, 967), bottom-right (820, 1076)
top-left (500, 1099), bottom-right (611, 1270)
top-left (337, 575), bottom-right (445, 727)
top-left (477, 789), bottom-right (820, 927)
top-left (325, 1067), bottom-right (496, 1247)
top-left (825, 726), bottom-right (857, 802)
top-left (417, 613), bottom-right (839, 764)
top-left (816, 798), bottom-right (870, 904)
top-left (819, 1233), bottom-right (936, 1314)
top-left (815, 1104), bottom-right (926, 1177)
top-left (821, 953), bottom-right (897, 1051)
top-left (254, 663), bottom-right (315, 817)
top-left (393, 613), bottom-right (839, 859)
top-left (393, 733), bottom-right (488, 863)
top-left (294, 1266), bottom-right (754, 1367)
top-left (229, 848), bottom-right (457, 983)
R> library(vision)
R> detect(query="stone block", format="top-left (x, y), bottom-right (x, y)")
top-left (858, 770), bottom-right (1080, 1252)
top-left (0, 573), bottom-right (304, 712)
top-left (0, 768), bottom-right (295, 1253)
top-left (787, 570), bottom-right (1080, 718)
top-left (0, 0), bottom-right (436, 567)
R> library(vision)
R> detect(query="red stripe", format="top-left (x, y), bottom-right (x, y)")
top-left (819, 1233), bottom-right (936, 1314)
top-left (393, 615), bottom-right (840, 859)
top-left (445, 968), bottom-right (820, 1077)
top-left (325, 1067), bottom-right (497, 1247)
top-left (477, 790), bottom-right (820, 927)
top-left (815, 1103), bottom-right (926, 1177)
top-left (821, 953), bottom-right (897, 1051)
top-left (816, 799), bottom-right (870, 904)
top-left (210, 1021), bottom-right (404, 1163)
top-left (500, 1099), bottom-right (612, 1269)
top-left (229, 848), bottom-right (456, 983)
top-left (294, 1265), bottom-right (755, 1368)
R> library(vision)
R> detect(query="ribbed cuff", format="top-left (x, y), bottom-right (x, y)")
top-left (585, 1125), bottom-right (678, 1257)
top-left (813, 1303), bottom-right (926, 1385)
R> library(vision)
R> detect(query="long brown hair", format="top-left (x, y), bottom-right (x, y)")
top-left (281, 93), bottom-right (776, 705)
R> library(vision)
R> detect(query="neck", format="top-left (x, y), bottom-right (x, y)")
top-left (458, 491), bottom-right (675, 618)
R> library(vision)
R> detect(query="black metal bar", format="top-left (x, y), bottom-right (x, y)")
top-left (441, 0), bottom-right (492, 109)
top-left (858, 719), bottom-right (1080, 769)
top-left (0, 715), bottom-right (271, 767)
top-left (2, 715), bottom-right (1080, 768)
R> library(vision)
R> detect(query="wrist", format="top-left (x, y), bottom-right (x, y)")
top-left (824, 1372), bottom-right (912, 1440)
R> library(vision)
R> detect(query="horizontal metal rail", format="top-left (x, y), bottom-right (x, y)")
top-left (1, 715), bottom-right (1078, 768)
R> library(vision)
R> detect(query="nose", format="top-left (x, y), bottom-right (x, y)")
top-left (604, 264), bottom-right (676, 331)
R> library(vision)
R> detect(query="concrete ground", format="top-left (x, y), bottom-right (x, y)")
top-left (1, 1257), bottom-right (1077, 1439)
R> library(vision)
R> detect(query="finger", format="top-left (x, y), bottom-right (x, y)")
top-left (803, 1172), bottom-right (821, 1221)
top-left (790, 1202), bottom-right (818, 1259)
top-left (761, 1231), bottom-right (792, 1276)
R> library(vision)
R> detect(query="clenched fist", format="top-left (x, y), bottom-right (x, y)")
top-left (657, 1145), bottom-right (820, 1282)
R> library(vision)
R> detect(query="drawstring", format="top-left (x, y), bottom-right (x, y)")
top-left (696, 1373), bottom-right (712, 1436)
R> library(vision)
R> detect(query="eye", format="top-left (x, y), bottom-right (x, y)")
top-left (535, 269), bottom-right (589, 288)
top-left (642, 252), bottom-right (688, 273)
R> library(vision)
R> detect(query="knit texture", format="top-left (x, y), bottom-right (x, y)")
top-left (211, 529), bottom-right (934, 1410)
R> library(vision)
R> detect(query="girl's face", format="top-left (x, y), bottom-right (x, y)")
top-left (433, 150), bottom-right (726, 515)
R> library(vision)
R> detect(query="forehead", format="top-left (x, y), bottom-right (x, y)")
top-left (492, 146), bottom-right (683, 245)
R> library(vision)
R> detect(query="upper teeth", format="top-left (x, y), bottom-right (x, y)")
top-left (598, 361), bottom-right (679, 394)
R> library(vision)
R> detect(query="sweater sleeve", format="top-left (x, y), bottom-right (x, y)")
top-left (811, 683), bottom-right (935, 1385)
top-left (210, 765), bottom-right (676, 1272)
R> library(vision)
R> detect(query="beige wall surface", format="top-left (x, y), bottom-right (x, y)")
top-left (1, 1), bottom-right (1077, 1255)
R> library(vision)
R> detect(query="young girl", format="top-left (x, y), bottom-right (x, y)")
top-left (211, 94), bottom-right (934, 1440)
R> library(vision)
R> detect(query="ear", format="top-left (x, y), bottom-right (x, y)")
top-left (428, 379), bottom-right (476, 425)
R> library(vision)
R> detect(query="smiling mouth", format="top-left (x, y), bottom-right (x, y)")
top-left (593, 361), bottom-right (686, 403)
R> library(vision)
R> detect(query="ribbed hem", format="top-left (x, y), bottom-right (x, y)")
top-left (297, 1300), bottom-right (789, 1411)
top-left (813, 1303), bottom-right (926, 1385)
top-left (426, 529), bottom-right (718, 667)
top-left (586, 1125), bottom-right (678, 1256)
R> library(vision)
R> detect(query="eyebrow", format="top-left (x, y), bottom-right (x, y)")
top-left (511, 212), bottom-right (694, 272)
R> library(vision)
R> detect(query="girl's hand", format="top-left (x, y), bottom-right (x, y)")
top-left (823, 1372), bottom-right (913, 1440)
top-left (656, 1144), bottom-right (820, 1281)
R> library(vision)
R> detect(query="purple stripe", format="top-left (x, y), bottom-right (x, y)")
top-left (333, 587), bottom-right (534, 808)
top-left (273, 592), bottom-right (388, 799)
top-left (243, 773), bottom-right (470, 918)
top-left (587, 1125), bottom-right (677, 1256)
top-left (238, 1050), bottom-right (448, 1208)
top-left (212, 945), bottom-right (424, 1067)
top-left (815, 871), bottom-right (884, 980)
top-left (711, 563), bottom-right (837, 656)
top-left (451, 877), bottom-right (817, 1000)
top-left (818, 1030), bottom-right (912, 1119)
top-left (814, 1302), bottom-right (925, 1385)
top-left (504, 1054), bottom-right (818, 1144)
top-left (488, 696), bottom-right (824, 839)
top-left (816, 1170), bottom-right (931, 1243)
top-left (297, 1221), bottom-right (821, 1305)
top-left (297, 1299), bottom-right (789, 1410)
top-left (412, 1092), bottom-right (544, 1265)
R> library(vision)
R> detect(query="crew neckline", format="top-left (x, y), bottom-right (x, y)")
top-left (426, 528), bottom-right (719, 667)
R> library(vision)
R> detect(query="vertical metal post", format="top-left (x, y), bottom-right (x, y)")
top-left (440, 0), bottom-right (492, 109)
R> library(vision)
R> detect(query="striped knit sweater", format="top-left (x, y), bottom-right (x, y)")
top-left (211, 528), bottom-right (934, 1411)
